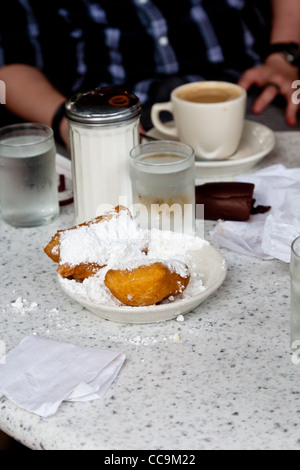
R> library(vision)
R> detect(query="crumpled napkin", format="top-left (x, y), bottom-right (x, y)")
top-left (0, 335), bottom-right (126, 418)
top-left (211, 164), bottom-right (300, 262)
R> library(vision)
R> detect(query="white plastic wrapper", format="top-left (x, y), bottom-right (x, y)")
top-left (211, 165), bottom-right (300, 263)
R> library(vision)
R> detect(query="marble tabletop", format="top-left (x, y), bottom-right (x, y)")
top-left (1, 130), bottom-right (300, 450)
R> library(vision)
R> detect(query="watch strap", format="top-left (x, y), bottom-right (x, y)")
top-left (267, 42), bottom-right (300, 66)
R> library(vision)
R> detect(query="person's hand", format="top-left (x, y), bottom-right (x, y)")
top-left (238, 53), bottom-right (300, 126)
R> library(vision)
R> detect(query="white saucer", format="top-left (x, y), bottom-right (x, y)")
top-left (58, 244), bottom-right (227, 324)
top-left (145, 120), bottom-right (276, 179)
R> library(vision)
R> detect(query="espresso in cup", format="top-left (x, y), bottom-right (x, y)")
top-left (151, 81), bottom-right (246, 160)
top-left (176, 83), bottom-right (243, 104)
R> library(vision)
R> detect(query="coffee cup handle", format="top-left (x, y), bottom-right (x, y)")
top-left (151, 102), bottom-right (178, 138)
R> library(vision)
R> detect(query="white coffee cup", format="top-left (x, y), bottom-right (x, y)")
top-left (151, 81), bottom-right (247, 160)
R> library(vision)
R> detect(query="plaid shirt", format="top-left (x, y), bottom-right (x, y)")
top-left (0, 0), bottom-right (271, 106)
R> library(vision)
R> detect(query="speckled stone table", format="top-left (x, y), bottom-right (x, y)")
top-left (1, 131), bottom-right (300, 450)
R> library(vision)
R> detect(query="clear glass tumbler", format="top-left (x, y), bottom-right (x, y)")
top-left (0, 123), bottom-right (59, 227)
top-left (290, 236), bottom-right (300, 348)
top-left (130, 140), bottom-right (195, 234)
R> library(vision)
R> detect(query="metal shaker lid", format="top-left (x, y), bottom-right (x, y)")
top-left (65, 86), bottom-right (142, 125)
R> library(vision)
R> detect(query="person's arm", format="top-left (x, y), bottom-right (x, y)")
top-left (269, 0), bottom-right (300, 43)
top-left (0, 64), bottom-right (69, 147)
top-left (239, 0), bottom-right (300, 126)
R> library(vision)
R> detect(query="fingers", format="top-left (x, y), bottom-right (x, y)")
top-left (252, 82), bottom-right (281, 114)
top-left (238, 69), bottom-right (279, 113)
top-left (252, 81), bottom-right (299, 126)
top-left (238, 66), bottom-right (270, 91)
top-left (238, 70), bottom-right (259, 91)
top-left (239, 67), bottom-right (284, 114)
top-left (240, 69), bottom-right (299, 125)
top-left (285, 96), bottom-right (299, 126)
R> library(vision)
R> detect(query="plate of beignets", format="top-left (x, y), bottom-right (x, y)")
top-left (44, 206), bottom-right (227, 324)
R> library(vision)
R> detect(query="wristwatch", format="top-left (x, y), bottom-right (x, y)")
top-left (267, 42), bottom-right (300, 67)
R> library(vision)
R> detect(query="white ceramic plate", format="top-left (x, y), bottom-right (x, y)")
top-left (145, 120), bottom-right (276, 179)
top-left (58, 244), bottom-right (227, 324)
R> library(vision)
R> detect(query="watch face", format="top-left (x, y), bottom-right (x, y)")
top-left (289, 46), bottom-right (300, 61)
top-left (283, 51), bottom-right (297, 64)
top-left (282, 44), bottom-right (300, 65)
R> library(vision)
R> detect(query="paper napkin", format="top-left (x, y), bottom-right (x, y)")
top-left (211, 164), bottom-right (300, 262)
top-left (0, 335), bottom-right (126, 418)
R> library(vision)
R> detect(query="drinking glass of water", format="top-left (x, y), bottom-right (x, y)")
top-left (0, 123), bottom-right (59, 227)
top-left (129, 140), bottom-right (195, 234)
top-left (290, 236), bottom-right (300, 348)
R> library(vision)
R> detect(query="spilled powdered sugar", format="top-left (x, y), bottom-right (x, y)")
top-left (59, 212), bottom-right (209, 307)
top-left (10, 297), bottom-right (39, 314)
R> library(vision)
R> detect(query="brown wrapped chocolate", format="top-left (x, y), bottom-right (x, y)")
top-left (195, 182), bottom-right (271, 221)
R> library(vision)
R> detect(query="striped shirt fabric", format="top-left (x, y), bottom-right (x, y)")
top-left (0, 0), bottom-right (271, 107)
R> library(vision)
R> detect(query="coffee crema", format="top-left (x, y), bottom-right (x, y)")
top-left (176, 85), bottom-right (242, 104)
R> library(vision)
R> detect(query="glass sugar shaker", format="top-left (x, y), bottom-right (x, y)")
top-left (65, 86), bottom-right (142, 224)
